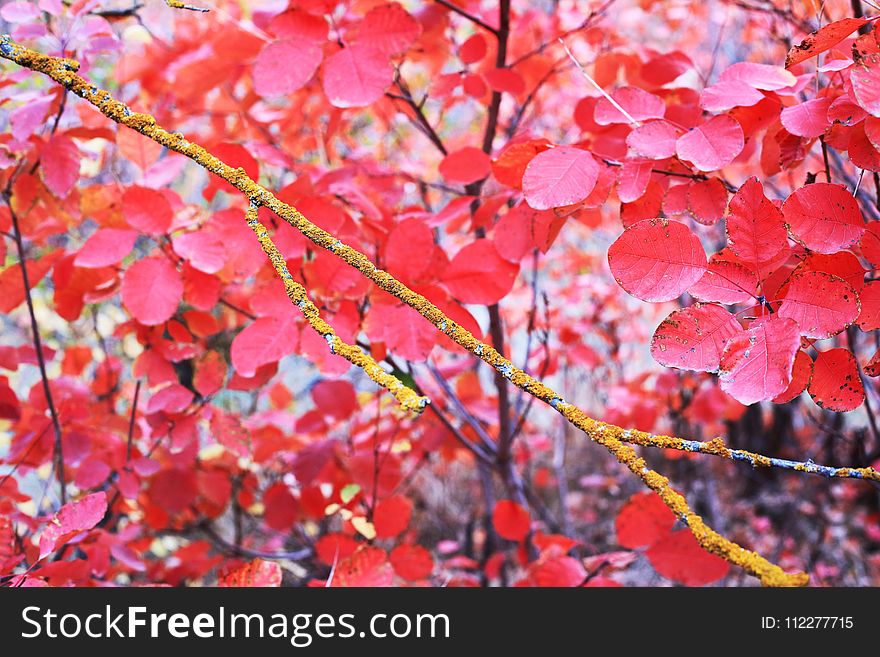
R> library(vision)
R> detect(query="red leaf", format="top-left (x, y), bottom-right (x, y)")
top-left (777, 271), bottom-right (859, 338)
top-left (522, 146), bottom-right (600, 210)
top-left (525, 554), bottom-right (587, 587)
top-left (443, 240), bottom-right (519, 305)
top-left (355, 2), bottom-right (421, 56)
top-left (38, 492), bottom-right (107, 560)
top-left (373, 494), bottom-right (413, 539)
top-left (860, 222), bottom-right (880, 265)
top-left (263, 482), bottom-right (298, 531)
top-left (772, 349), bottom-right (813, 403)
top-left (594, 87), bottom-right (665, 125)
top-left (719, 316), bottom-right (801, 405)
top-left (385, 218), bottom-right (435, 281)
top-left (230, 316), bottom-right (298, 377)
top-left (459, 34), bottom-right (487, 63)
top-left (675, 115), bottom-right (744, 171)
top-left (645, 529), bottom-right (730, 585)
top-left (484, 67), bottom-right (525, 94)
top-left (193, 351), bottom-right (226, 397)
top-left (726, 177), bottom-right (788, 277)
top-left (74, 228), bottom-right (138, 268)
top-left (123, 186), bottom-right (173, 235)
top-left (312, 379), bottom-right (358, 420)
top-left (782, 183), bottom-right (865, 253)
top-left (687, 178), bottom-right (728, 226)
top-left (0, 249), bottom-right (62, 314)
top-left (390, 544), bottom-right (433, 581)
top-left (218, 559), bottom-right (282, 587)
top-left (857, 280), bottom-right (880, 330)
top-left (378, 303), bottom-right (438, 361)
top-left (615, 492), bottom-right (675, 549)
top-left (146, 383), bottom-right (193, 414)
top-left (253, 39), bottom-right (322, 98)
top-left (625, 120), bottom-right (679, 159)
top-left (330, 546), bottom-right (394, 587)
top-left (315, 533), bottom-right (359, 566)
top-left (121, 256), bottom-right (183, 326)
top-left (40, 134), bottom-right (79, 198)
top-left (439, 147), bottom-right (492, 184)
top-left (491, 138), bottom-right (552, 189)
top-left (651, 303), bottom-right (744, 372)
top-left (808, 348), bottom-right (865, 412)
top-left (492, 500), bottom-right (530, 541)
top-left (322, 45), bottom-right (393, 108)
top-left (607, 218), bottom-right (707, 302)
top-left (780, 97), bottom-right (833, 138)
top-left (786, 18), bottom-right (871, 68)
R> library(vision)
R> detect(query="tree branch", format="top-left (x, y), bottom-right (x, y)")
top-left (3, 198), bottom-right (66, 506)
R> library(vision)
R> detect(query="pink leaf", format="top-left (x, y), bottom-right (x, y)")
top-left (322, 44), bottom-right (393, 108)
top-left (607, 219), bottom-right (707, 302)
top-left (38, 492), bottom-right (107, 560)
top-left (777, 271), bottom-right (859, 338)
top-left (676, 115), bottom-right (744, 172)
top-left (700, 80), bottom-right (764, 112)
top-left (41, 134), bottom-right (80, 199)
top-left (121, 256), bottom-right (183, 326)
top-left (651, 303), bottom-right (744, 372)
top-left (253, 39), bottom-right (322, 98)
top-left (782, 183), bottom-right (864, 253)
top-left (522, 146), bottom-right (600, 210)
top-left (594, 87), bottom-right (665, 125)
top-left (719, 316), bottom-right (801, 405)
top-left (851, 55), bottom-right (880, 118)
top-left (687, 178), bottom-right (728, 226)
top-left (230, 316), bottom-right (298, 377)
top-left (355, 2), bottom-right (421, 56)
top-left (74, 228), bottom-right (138, 268)
top-left (857, 280), bottom-right (880, 330)
top-left (718, 62), bottom-right (797, 90)
top-left (780, 97), bottom-right (833, 138)
top-left (626, 120), bottom-right (679, 159)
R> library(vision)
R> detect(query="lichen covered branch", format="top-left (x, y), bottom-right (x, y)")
top-left (244, 203), bottom-right (429, 413)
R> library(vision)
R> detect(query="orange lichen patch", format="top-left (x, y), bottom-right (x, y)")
top-left (165, 0), bottom-right (210, 12)
top-left (244, 204), bottom-right (428, 414)
top-left (0, 36), bottom-right (809, 586)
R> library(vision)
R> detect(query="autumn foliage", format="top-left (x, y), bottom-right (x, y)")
top-left (1, 0), bottom-right (880, 588)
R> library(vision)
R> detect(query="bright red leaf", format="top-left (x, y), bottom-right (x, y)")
top-left (443, 240), bottom-right (519, 305)
top-left (808, 348), bottom-right (865, 412)
top-left (607, 218), bottom-right (707, 302)
top-left (777, 271), bottom-right (859, 338)
top-left (492, 500), bottom-right (530, 541)
top-left (322, 45), bottom-right (393, 108)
